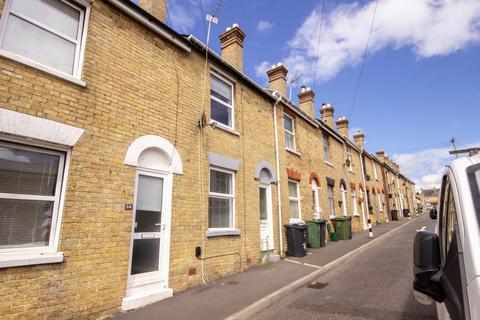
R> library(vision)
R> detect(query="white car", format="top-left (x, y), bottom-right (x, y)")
top-left (413, 149), bottom-right (480, 320)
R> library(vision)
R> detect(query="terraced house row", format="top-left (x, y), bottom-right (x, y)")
top-left (0, 0), bottom-right (416, 318)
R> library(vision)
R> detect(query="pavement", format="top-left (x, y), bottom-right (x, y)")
top-left (112, 215), bottom-right (423, 320)
top-left (251, 214), bottom-right (437, 320)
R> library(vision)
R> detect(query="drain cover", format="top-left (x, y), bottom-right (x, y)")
top-left (307, 281), bottom-right (328, 289)
top-left (225, 280), bottom-right (240, 286)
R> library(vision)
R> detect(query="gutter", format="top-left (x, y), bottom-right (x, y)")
top-left (104, 0), bottom-right (191, 53)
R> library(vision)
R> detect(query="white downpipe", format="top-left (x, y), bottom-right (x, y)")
top-left (396, 175), bottom-right (404, 211)
top-left (359, 149), bottom-right (370, 230)
top-left (272, 91), bottom-right (284, 258)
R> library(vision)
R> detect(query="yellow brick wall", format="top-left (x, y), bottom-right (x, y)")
top-left (0, 0), bottom-right (285, 317)
top-left (0, 0), bottom-right (410, 319)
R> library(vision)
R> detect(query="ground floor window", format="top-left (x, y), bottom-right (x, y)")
top-left (0, 141), bottom-right (65, 251)
top-left (288, 180), bottom-right (301, 220)
top-left (327, 184), bottom-right (335, 218)
top-left (377, 193), bottom-right (383, 212)
top-left (311, 180), bottom-right (320, 219)
top-left (351, 190), bottom-right (358, 216)
top-left (208, 168), bottom-right (235, 229)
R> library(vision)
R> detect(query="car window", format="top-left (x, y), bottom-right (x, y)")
top-left (467, 163), bottom-right (480, 230)
top-left (439, 175), bottom-right (449, 261)
top-left (445, 185), bottom-right (458, 253)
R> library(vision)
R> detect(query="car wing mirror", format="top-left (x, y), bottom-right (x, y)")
top-left (429, 208), bottom-right (437, 220)
top-left (413, 231), bottom-right (444, 302)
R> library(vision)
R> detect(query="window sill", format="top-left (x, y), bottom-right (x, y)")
top-left (0, 49), bottom-right (86, 87)
top-left (286, 148), bottom-right (301, 157)
top-left (209, 120), bottom-right (240, 136)
top-left (0, 252), bottom-right (64, 269)
top-left (349, 169), bottom-right (355, 174)
top-left (324, 161), bottom-right (335, 168)
top-left (206, 229), bottom-right (241, 238)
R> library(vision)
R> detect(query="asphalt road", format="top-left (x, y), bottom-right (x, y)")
top-left (251, 214), bottom-right (437, 320)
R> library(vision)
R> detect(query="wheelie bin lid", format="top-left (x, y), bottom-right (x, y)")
top-left (331, 216), bottom-right (349, 221)
top-left (284, 223), bottom-right (308, 230)
top-left (306, 219), bottom-right (327, 225)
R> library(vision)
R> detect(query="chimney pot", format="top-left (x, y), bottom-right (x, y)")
top-left (353, 131), bottom-right (365, 149)
top-left (336, 116), bottom-right (349, 137)
top-left (320, 103), bottom-right (335, 128)
top-left (266, 63), bottom-right (288, 97)
top-left (219, 24), bottom-right (246, 72)
top-left (298, 86), bottom-right (315, 118)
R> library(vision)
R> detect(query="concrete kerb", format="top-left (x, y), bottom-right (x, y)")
top-left (224, 218), bottom-right (419, 320)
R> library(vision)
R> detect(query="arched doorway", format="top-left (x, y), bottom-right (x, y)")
top-left (255, 161), bottom-right (276, 255)
top-left (122, 135), bottom-right (183, 310)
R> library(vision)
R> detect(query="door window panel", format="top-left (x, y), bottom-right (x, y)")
top-left (131, 238), bottom-right (160, 275)
top-left (259, 187), bottom-right (267, 220)
top-left (135, 175), bottom-right (163, 233)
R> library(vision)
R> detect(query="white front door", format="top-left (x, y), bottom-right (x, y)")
top-left (123, 170), bottom-right (173, 310)
top-left (259, 184), bottom-right (274, 251)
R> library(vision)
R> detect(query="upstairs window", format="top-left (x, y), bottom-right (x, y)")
top-left (373, 162), bottom-right (378, 180)
top-left (284, 114), bottom-right (296, 151)
top-left (346, 147), bottom-right (353, 171)
top-left (0, 0), bottom-right (89, 78)
top-left (323, 134), bottom-right (330, 162)
top-left (210, 73), bottom-right (234, 129)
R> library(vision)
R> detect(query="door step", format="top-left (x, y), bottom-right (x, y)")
top-left (122, 286), bottom-right (173, 311)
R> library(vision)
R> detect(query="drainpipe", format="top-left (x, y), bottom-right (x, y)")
top-left (395, 174), bottom-right (404, 211)
top-left (359, 149), bottom-right (370, 230)
top-left (272, 91), bottom-right (284, 258)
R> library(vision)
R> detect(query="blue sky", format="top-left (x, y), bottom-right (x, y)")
top-left (153, 0), bottom-right (479, 189)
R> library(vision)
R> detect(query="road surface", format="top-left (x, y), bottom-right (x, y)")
top-left (251, 215), bottom-right (437, 320)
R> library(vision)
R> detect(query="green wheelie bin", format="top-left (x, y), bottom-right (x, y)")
top-left (332, 216), bottom-right (353, 240)
top-left (306, 220), bottom-right (327, 248)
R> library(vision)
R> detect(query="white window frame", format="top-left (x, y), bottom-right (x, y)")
top-left (373, 162), bottom-right (378, 180)
top-left (340, 183), bottom-right (348, 216)
top-left (208, 167), bottom-right (235, 231)
top-left (0, 139), bottom-right (70, 268)
top-left (346, 147), bottom-right (353, 171)
top-left (288, 180), bottom-right (301, 222)
top-left (351, 189), bottom-right (359, 216)
top-left (311, 180), bottom-right (320, 219)
top-left (284, 114), bottom-right (296, 152)
top-left (377, 192), bottom-right (383, 212)
top-left (323, 134), bottom-right (330, 162)
top-left (0, 0), bottom-right (91, 85)
top-left (327, 184), bottom-right (335, 218)
top-left (210, 72), bottom-right (235, 130)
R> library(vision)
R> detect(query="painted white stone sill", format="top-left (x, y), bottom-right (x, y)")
top-left (286, 148), bottom-right (301, 157)
top-left (206, 229), bottom-right (241, 237)
top-left (324, 161), bottom-right (335, 168)
top-left (0, 252), bottom-right (64, 268)
top-left (348, 169), bottom-right (355, 174)
top-left (0, 50), bottom-right (86, 87)
top-left (209, 120), bottom-right (240, 136)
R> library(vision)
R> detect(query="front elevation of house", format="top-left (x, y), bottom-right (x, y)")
top-left (0, 0), bottom-right (416, 319)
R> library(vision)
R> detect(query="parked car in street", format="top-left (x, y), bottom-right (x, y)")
top-left (413, 149), bottom-right (480, 320)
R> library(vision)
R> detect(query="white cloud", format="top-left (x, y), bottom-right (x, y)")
top-left (166, 0), bottom-right (216, 34)
top-left (257, 20), bottom-right (275, 32)
top-left (276, 0), bottom-right (480, 84)
top-left (392, 140), bottom-right (480, 191)
top-left (254, 60), bottom-right (271, 80)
